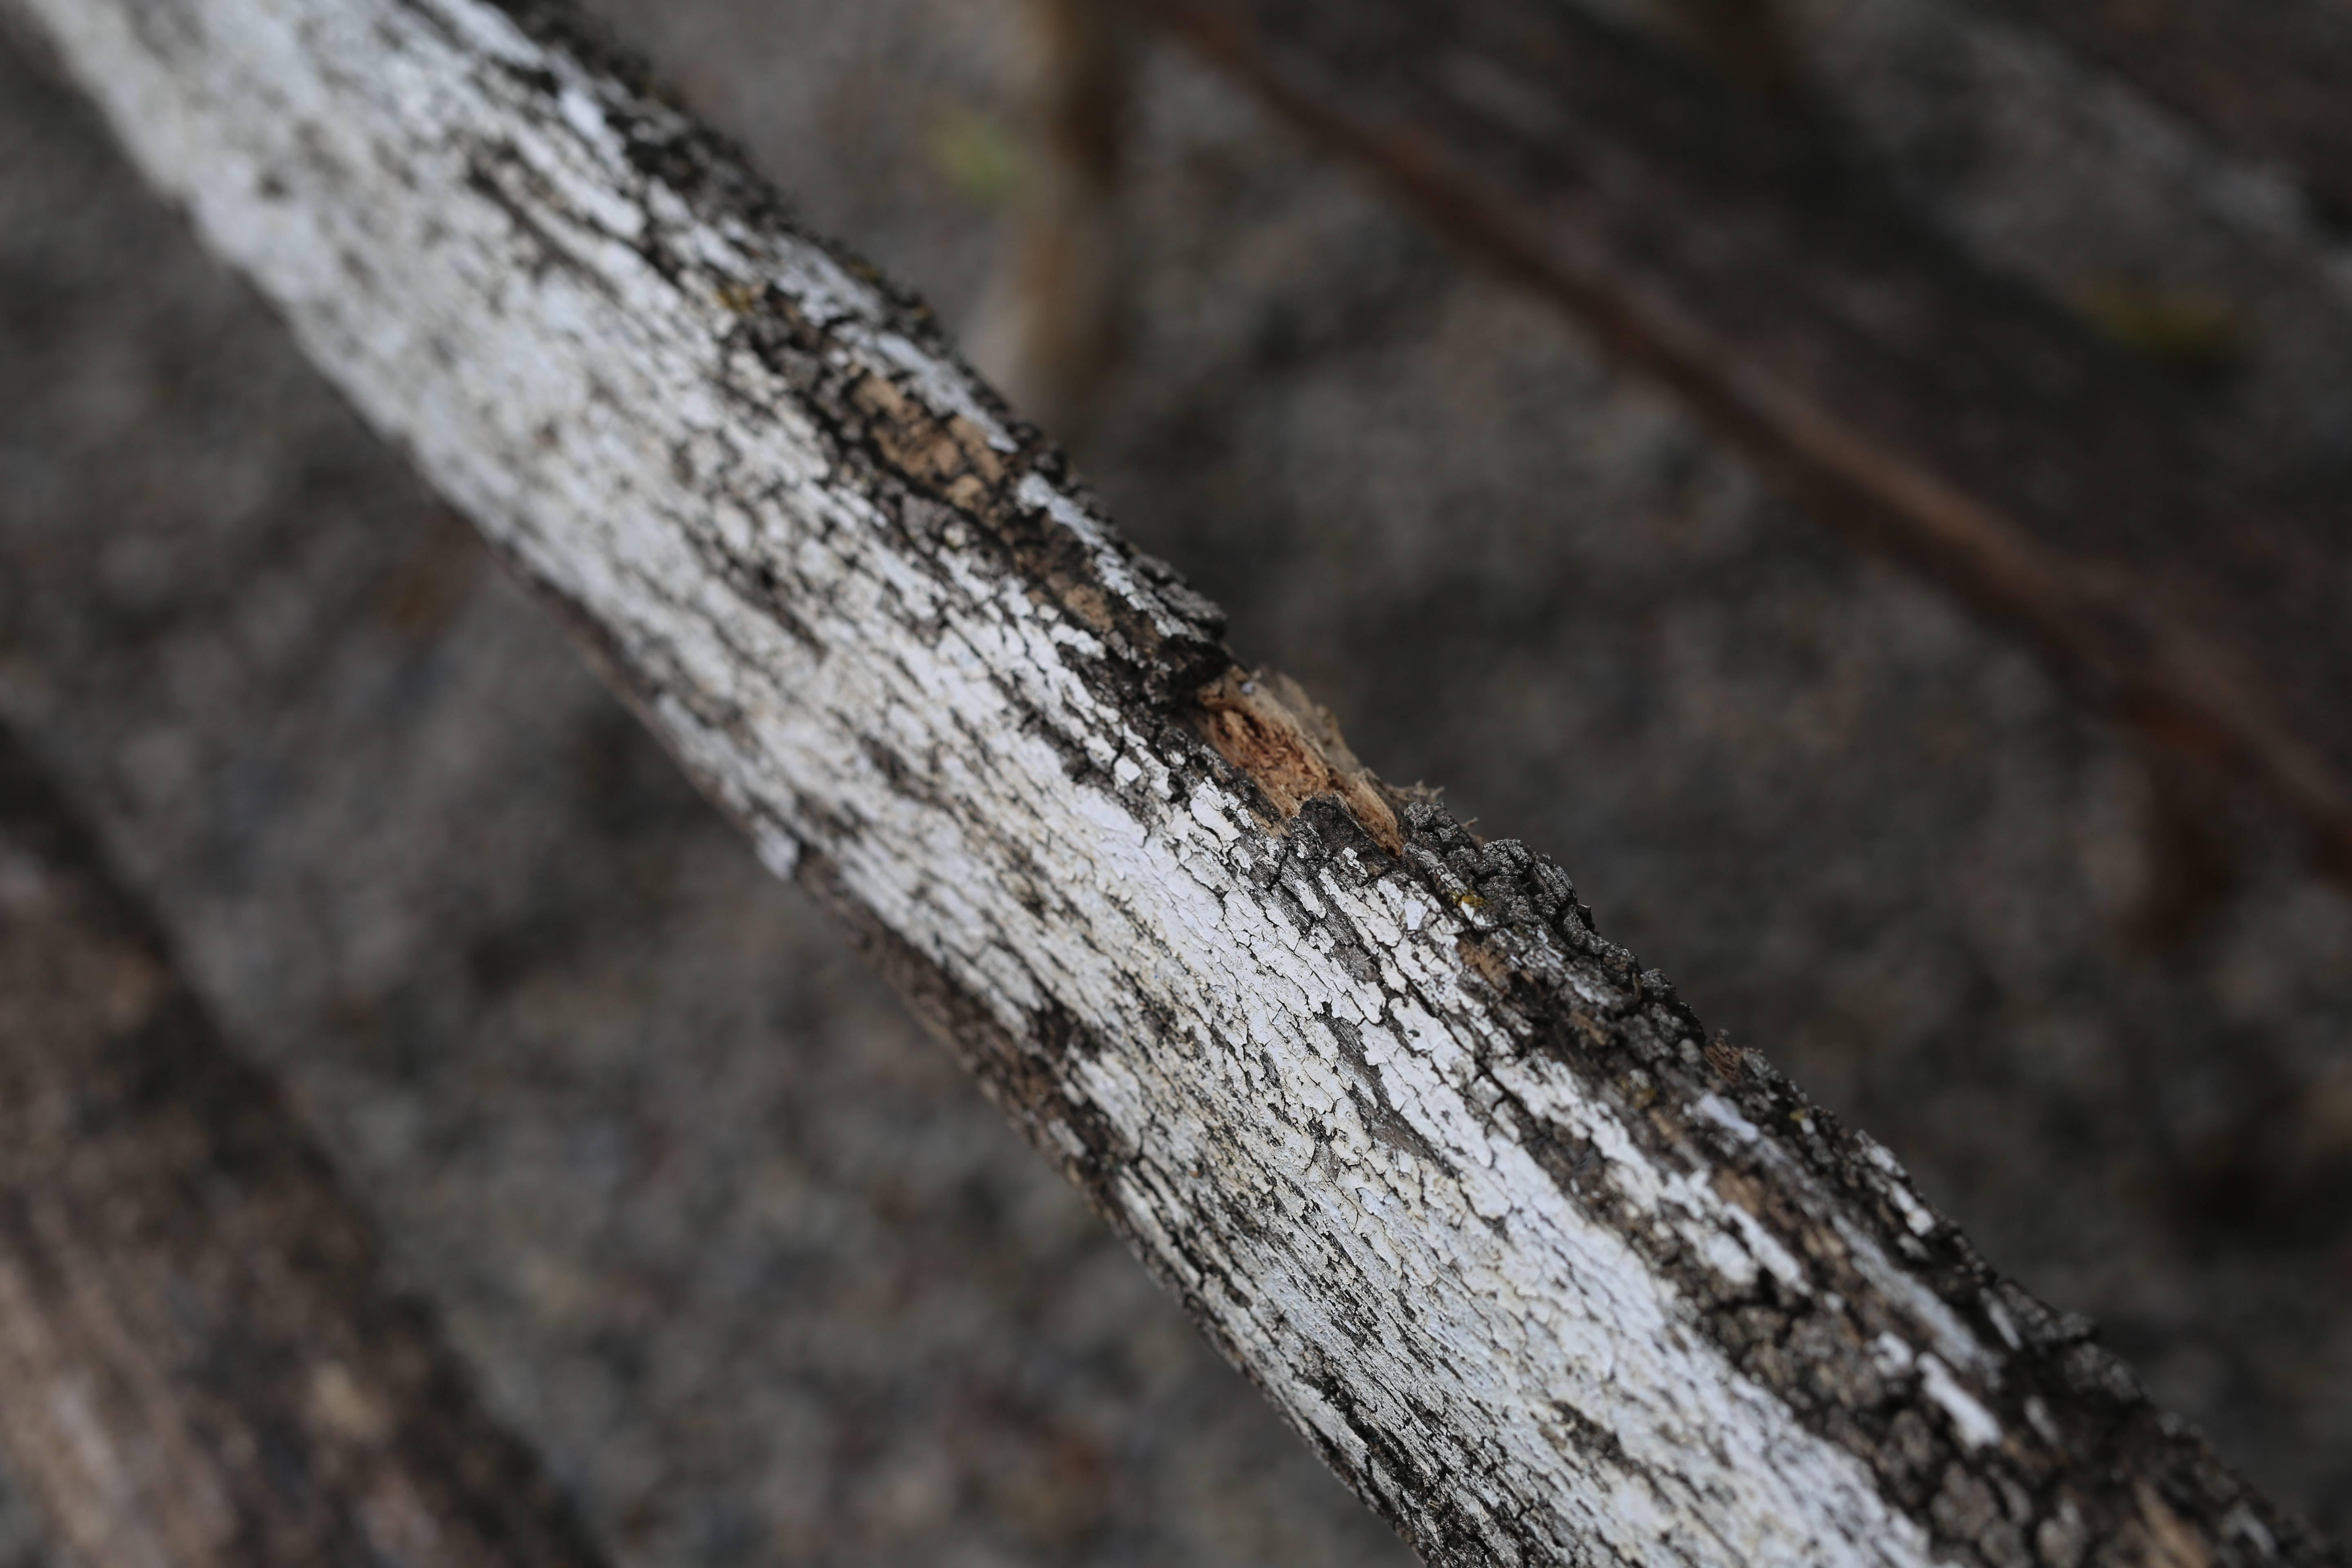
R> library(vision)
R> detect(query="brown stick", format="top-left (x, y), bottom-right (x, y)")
top-left (0, 725), bottom-right (607, 1568)
top-left (1121, 0), bottom-right (2352, 888)
top-left (967, 0), bottom-right (1132, 437)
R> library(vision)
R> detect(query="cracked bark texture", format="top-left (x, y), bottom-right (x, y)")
top-left (0, 723), bottom-right (608, 1568)
top-left (12, 0), bottom-right (2341, 1563)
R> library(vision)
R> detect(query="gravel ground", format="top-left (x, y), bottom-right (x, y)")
top-left (1, 0), bottom-right (2348, 1559)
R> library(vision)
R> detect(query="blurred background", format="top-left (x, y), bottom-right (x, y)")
top-left (0, 0), bottom-right (2347, 1560)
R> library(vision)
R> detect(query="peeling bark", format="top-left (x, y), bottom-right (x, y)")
top-left (12, 0), bottom-right (2342, 1563)
top-left (0, 724), bottom-right (607, 1568)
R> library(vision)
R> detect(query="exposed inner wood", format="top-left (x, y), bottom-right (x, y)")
top-left (1194, 668), bottom-right (1403, 855)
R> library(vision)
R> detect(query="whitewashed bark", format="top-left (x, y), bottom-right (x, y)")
top-left (12, 1), bottom-right (2336, 1564)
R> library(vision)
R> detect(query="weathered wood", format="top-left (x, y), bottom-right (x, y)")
top-left (1120, 0), bottom-right (2352, 890)
top-left (0, 723), bottom-right (608, 1568)
top-left (15, 0), bottom-right (2340, 1562)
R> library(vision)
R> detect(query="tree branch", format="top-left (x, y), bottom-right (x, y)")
top-left (13, 0), bottom-right (2340, 1561)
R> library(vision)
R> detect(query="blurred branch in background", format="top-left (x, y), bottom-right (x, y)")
top-left (1118, 0), bottom-right (2352, 914)
top-left (1657, 0), bottom-right (1806, 106)
top-left (967, 0), bottom-right (1134, 437)
top-left (0, 724), bottom-right (605, 1568)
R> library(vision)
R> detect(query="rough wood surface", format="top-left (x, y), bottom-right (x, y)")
top-left (1122, 0), bottom-right (2352, 889)
top-left (16, 0), bottom-right (2341, 1562)
top-left (0, 724), bottom-right (608, 1568)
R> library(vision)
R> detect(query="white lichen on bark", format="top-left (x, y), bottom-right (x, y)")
top-left (16, 0), bottom-right (2333, 1564)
